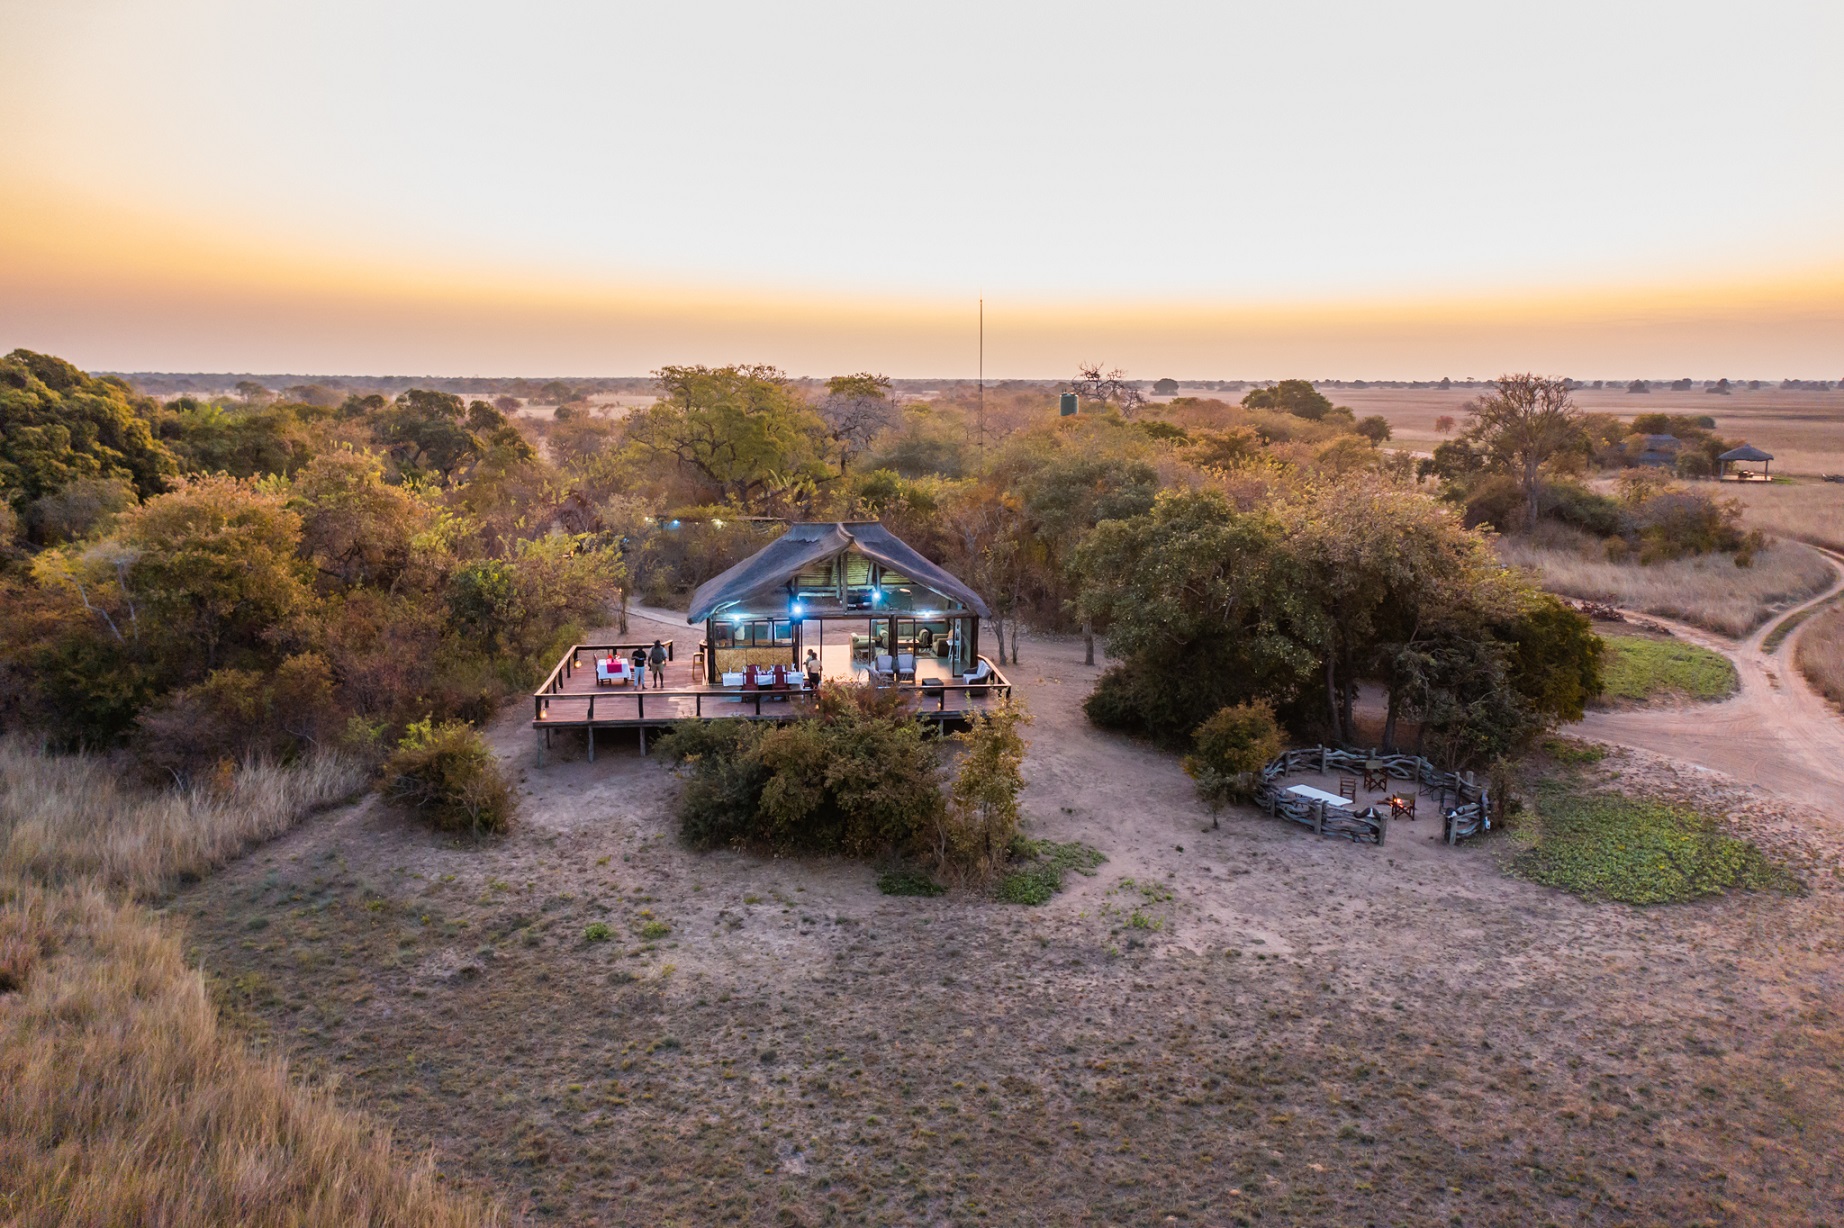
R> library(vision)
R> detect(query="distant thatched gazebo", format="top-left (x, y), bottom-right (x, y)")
top-left (1718, 444), bottom-right (1774, 480)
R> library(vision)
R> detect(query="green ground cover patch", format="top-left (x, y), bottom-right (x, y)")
top-left (1541, 737), bottom-right (1607, 765)
top-left (876, 868), bottom-right (946, 897)
top-left (996, 839), bottom-right (1106, 905)
top-left (1513, 788), bottom-right (1797, 905)
top-left (1598, 635), bottom-right (1737, 703)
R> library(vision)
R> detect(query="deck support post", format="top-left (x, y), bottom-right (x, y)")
top-left (536, 729), bottom-right (547, 767)
top-left (639, 725), bottom-right (647, 755)
top-left (587, 727), bottom-right (595, 763)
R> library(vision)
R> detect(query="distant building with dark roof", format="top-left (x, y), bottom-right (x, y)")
top-left (1634, 434), bottom-right (1681, 468)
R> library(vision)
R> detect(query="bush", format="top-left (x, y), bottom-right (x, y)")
top-left (658, 681), bottom-right (943, 858)
top-left (1182, 700), bottom-right (1283, 816)
top-left (378, 718), bottom-right (513, 835)
top-left (653, 719), bottom-right (772, 849)
top-left (934, 702), bottom-right (1031, 879)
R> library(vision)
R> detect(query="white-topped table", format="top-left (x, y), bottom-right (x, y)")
top-left (1286, 784), bottom-right (1353, 807)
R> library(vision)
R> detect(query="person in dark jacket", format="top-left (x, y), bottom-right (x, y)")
top-left (647, 639), bottom-right (667, 688)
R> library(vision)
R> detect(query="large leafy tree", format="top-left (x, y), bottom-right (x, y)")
top-left (1075, 489), bottom-right (1319, 745)
top-left (623, 365), bottom-right (829, 508)
top-left (818, 373), bottom-right (898, 475)
top-left (0, 349), bottom-right (176, 518)
top-left (1464, 373), bottom-right (1586, 527)
top-left (1242, 379), bottom-right (1336, 421)
top-left (1018, 454), bottom-right (1159, 663)
top-left (116, 475), bottom-right (315, 677)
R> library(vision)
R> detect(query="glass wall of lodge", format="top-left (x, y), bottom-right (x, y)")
top-left (703, 612), bottom-right (979, 682)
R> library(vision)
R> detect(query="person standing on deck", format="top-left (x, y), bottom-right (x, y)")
top-left (631, 645), bottom-right (647, 684)
top-left (805, 648), bottom-right (821, 689)
top-left (647, 639), bottom-right (667, 689)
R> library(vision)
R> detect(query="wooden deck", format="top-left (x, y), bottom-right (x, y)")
top-left (531, 642), bottom-right (1012, 756)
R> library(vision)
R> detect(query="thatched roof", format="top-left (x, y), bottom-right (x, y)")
top-left (1718, 444), bottom-right (1773, 462)
top-left (686, 522), bottom-right (990, 624)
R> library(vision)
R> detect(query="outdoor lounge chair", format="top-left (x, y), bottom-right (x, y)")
top-left (896, 652), bottom-right (916, 682)
top-left (961, 659), bottom-right (991, 687)
top-left (872, 653), bottom-right (896, 682)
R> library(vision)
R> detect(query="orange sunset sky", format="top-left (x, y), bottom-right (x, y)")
top-left (3, 1), bottom-right (1841, 379)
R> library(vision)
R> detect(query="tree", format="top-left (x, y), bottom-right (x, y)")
top-left (1018, 455), bottom-right (1158, 664)
top-left (1464, 373), bottom-right (1586, 528)
top-left (623, 365), bottom-right (829, 508)
top-left (1434, 415), bottom-right (1456, 434)
top-left (1, 349), bottom-right (176, 517)
top-left (1068, 364), bottom-right (1146, 417)
top-left (1354, 415), bottom-right (1392, 444)
top-left (115, 476), bottom-right (314, 679)
top-left (1075, 490), bottom-right (1317, 745)
top-left (1152, 377), bottom-right (1180, 396)
top-left (818, 373), bottom-right (898, 475)
top-left (1242, 380), bottom-right (1335, 421)
top-left (289, 450), bottom-right (432, 589)
top-left (938, 701), bottom-right (1032, 878)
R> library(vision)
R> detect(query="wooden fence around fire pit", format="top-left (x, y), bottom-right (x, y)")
top-left (1252, 746), bottom-right (1493, 847)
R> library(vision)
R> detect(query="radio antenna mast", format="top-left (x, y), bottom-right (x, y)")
top-left (977, 296), bottom-right (985, 461)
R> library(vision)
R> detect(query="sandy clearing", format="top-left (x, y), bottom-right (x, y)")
top-left (173, 603), bottom-right (1844, 1225)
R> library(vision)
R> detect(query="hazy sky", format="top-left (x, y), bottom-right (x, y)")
top-left (3, 0), bottom-right (1841, 377)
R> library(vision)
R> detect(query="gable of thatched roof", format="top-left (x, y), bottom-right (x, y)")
top-left (686, 522), bottom-right (990, 624)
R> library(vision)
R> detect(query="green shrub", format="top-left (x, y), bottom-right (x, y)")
top-left (935, 701), bottom-right (1031, 879)
top-left (378, 718), bottom-right (513, 835)
top-left (658, 681), bottom-right (944, 858)
top-left (1514, 790), bottom-right (1797, 904)
top-left (1182, 700), bottom-right (1283, 816)
top-left (583, 922), bottom-right (612, 942)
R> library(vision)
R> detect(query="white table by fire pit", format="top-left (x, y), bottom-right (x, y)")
top-left (1285, 784), bottom-right (1353, 807)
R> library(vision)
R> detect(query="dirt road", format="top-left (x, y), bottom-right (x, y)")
top-left (1578, 550), bottom-right (1844, 809)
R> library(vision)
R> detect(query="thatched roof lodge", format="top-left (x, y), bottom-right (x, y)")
top-left (687, 522), bottom-right (989, 684)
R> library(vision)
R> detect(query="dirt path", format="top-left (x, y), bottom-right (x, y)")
top-left (1578, 549), bottom-right (1844, 809)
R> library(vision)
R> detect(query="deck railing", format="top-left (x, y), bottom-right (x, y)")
top-left (531, 649), bottom-right (1010, 726)
top-left (534, 642), bottom-right (675, 699)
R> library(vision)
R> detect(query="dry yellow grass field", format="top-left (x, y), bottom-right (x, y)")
top-left (1495, 536), bottom-right (1835, 636)
top-left (1723, 480), bottom-right (1844, 553)
top-left (0, 743), bottom-right (505, 1228)
top-left (1258, 384), bottom-right (1844, 473)
top-left (1796, 602), bottom-right (1844, 711)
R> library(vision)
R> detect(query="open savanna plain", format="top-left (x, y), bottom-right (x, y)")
top-left (1295, 384), bottom-right (1844, 475)
top-left (176, 613), bottom-right (1844, 1227)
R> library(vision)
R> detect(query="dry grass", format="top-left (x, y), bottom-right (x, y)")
top-left (0, 744), bottom-right (504, 1227)
top-left (1724, 480), bottom-right (1844, 553)
top-left (1497, 534), bottom-right (1836, 636)
top-left (0, 742), bottom-right (365, 899)
top-left (0, 882), bottom-right (505, 1227)
top-left (1796, 602), bottom-right (1844, 710)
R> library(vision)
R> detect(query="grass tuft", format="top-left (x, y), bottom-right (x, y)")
top-left (877, 868), bottom-right (947, 897)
